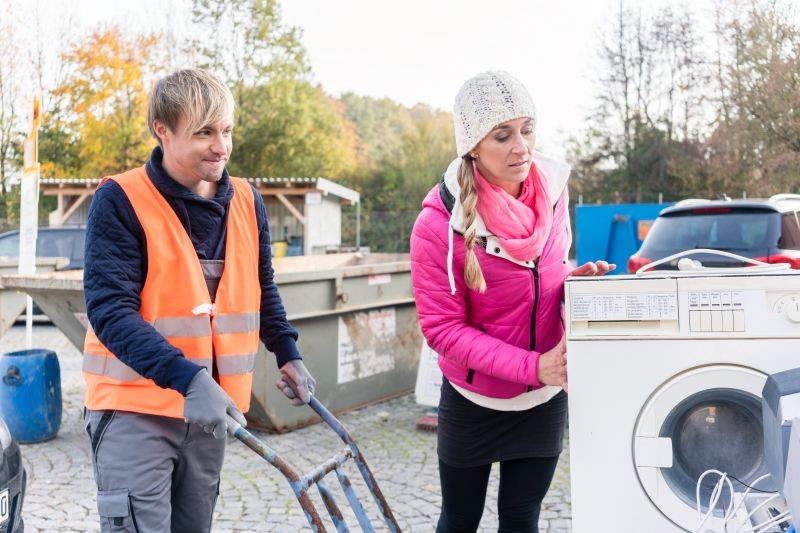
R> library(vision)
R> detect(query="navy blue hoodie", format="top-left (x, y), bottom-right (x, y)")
top-left (83, 146), bottom-right (300, 396)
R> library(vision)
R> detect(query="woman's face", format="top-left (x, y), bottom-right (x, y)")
top-left (472, 117), bottom-right (535, 196)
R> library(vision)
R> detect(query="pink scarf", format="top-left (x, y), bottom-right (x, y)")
top-left (473, 161), bottom-right (553, 261)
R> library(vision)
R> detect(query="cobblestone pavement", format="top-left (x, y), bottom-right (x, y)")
top-left (3, 324), bottom-right (572, 532)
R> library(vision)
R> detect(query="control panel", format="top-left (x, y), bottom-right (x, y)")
top-left (565, 273), bottom-right (800, 339)
top-left (571, 293), bottom-right (677, 322)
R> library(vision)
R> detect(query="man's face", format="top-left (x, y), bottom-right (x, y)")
top-left (156, 113), bottom-right (234, 188)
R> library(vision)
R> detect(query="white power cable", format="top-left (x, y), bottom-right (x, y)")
top-left (694, 470), bottom-right (735, 533)
top-left (736, 494), bottom-right (782, 532)
top-left (752, 510), bottom-right (791, 533)
top-left (636, 248), bottom-right (791, 276)
top-left (722, 473), bottom-right (773, 531)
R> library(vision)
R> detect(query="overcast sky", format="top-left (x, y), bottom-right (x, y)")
top-left (30, 0), bottom-right (674, 157)
top-left (279, 0), bottom-right (620, 156)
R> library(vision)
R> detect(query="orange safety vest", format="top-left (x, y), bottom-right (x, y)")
top-left (83, 167), bottom-right (261, 418)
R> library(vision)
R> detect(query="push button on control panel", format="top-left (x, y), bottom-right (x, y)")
top-left (700, 311), bottom-right (712, 332)
top-left (688, 291), bottom-right (745, 332)
top-left (689, 311), bottom-right (701, 332)
top-left (711, 311), bottom-right (722, 331)
top-left (733, 310), bottom-right (745, 331)
top-left (722, 310), bottom-right (734, 332)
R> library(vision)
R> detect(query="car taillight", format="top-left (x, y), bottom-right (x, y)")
top-left (752, 255), bottom-right (800, 269)
top-left (628, 255), bottom-right (653, 273)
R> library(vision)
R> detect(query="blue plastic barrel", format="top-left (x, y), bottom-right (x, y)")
top-left (0, 349), bottom-right (62, 443)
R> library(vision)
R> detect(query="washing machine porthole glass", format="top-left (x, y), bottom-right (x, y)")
top-left (659, 389), bottom-right (773, 514)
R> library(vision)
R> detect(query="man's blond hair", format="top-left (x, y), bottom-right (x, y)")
top-left (147, 69), bottom-right (235, 146)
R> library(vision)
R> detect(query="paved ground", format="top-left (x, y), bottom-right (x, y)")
top-left (3, 324), bottom-right (572, 532)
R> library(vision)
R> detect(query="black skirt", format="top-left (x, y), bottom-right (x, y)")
top-left (437, 377), bottom-right (568, 468)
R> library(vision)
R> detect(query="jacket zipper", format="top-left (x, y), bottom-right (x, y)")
top-left (528, 259), bottom-right (540, 391)
top-left (530, 258), bottom-right (540, 351)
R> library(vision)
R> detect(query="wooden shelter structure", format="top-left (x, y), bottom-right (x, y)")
top-left (40, 177), bottom-right (361, 255)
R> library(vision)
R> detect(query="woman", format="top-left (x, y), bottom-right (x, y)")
top-left (410, 71), bottom-right (612, 532)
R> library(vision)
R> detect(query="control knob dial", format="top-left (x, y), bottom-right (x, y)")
top-left (784, 300), bottom-right (800, 323)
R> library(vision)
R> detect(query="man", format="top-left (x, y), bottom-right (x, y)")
top-left (82, 68), bottom-right (316, 532)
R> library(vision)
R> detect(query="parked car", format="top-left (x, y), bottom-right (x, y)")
top-left (0, 227), bottom-right (85, 270)
top-left (0, 416), bottom-right (25, 532)
top-left (628, 194), bottom-right (800, 272)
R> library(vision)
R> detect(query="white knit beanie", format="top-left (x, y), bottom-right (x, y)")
top-left (453, 71), bottom-right (537, 158)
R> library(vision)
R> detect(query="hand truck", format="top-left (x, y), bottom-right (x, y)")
top-left (227, 396), bottom-right (402, 532)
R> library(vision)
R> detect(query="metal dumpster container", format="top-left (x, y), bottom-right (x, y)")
top-left (1, 253), bottom-right (422, 432)
top-left (0, 257), bottom-right (69, 337)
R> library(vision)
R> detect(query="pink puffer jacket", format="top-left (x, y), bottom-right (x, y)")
top-left (410, 154), bottom-right (572, 399)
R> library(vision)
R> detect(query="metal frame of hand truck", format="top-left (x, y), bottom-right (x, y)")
top-left (227, 396), bottom-right (401, 532)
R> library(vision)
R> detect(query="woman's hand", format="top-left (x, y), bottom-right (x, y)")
top-left (570, 260), bottom-right (615, 277)
top-left (536, 333), bottom-right (568, 392)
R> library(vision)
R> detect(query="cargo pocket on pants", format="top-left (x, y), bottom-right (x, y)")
top-left (97, 488), bottom-right (139, 532)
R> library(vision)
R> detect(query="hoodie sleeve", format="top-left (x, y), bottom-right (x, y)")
top-left (252, 185), bottom-right (301, 368)
top-left (410, 207), bottom-right (544, 388)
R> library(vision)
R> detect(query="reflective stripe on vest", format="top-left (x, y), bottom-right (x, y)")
top-left (83, 167), bottom-right (261, 418)
top-left (83, 352), bottom-right (214, 381)
top-left (215, 353), bottom-right (257, 374)
top-left (153, 316), bottom-right (212, 338)
top-left (214, 312), bottom-right (259, 334)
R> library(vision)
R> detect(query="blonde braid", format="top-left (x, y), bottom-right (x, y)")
top-left (457, 158), bottom-right (487, 293)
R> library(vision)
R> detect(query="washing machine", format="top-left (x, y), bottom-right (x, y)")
top-left (566, 270), bottom-right (800, 532)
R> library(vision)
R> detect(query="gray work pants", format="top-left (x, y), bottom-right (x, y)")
top-left (84, 409), bottom-right (226, 533)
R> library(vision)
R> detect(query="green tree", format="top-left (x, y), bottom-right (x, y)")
top-left (340, 93), bottom-right (415, 174)
top-left (189, 0), bottom-right (308, 91)
top-left (573, 0), bottom-right (800, 205)
top-left (229, 80), bottom-right (359, 179)
top-left (189, 0), bottom-right (359, 179)
top-left (0, 3), bottom-right (26, 196)
top-left (576, 2), bottom-right (707, 203)
top-left (343, 95), bottom-right (454, 252)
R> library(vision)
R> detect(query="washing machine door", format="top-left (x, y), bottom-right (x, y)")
top-left (633, 364), bottom-right (774, 532)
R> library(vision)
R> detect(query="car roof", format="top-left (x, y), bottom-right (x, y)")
top-left (661, 194), bottom-right (800, 216)
top-left (0, 226), bottom-right (85, 238)
top-left (38, 226), bottom-right (85, 232)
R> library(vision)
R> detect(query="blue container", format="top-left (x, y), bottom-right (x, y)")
top-left (0, 349), bottom-right (62, 443)
top-left (575, 203), bottom-right (672, 274)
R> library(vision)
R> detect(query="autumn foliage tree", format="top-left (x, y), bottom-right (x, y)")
top-left (718, 1), bottom-right (800, 195)
top-left (45, 27), bottom-right (158, 177)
